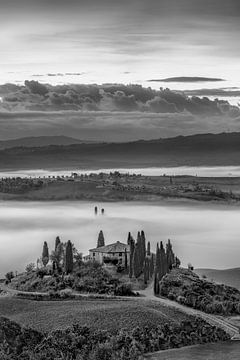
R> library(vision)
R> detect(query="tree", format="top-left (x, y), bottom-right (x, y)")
top-left (42, 241), bottom-right (49, 267)
top-left (147, 241), bottom-right (151, 256)
top-left (166, 239), bottom-right (175, 272)
top-left (129, 238), bottom-right (135, 278)
top-left (124, 248), bottom-right (128, 269)
top-left (65, 240), bottom-right (74, 274)
top-left (133, 243), bottom-right (142, 278)
top-left (159, 241), bottom-right (167, 279)
top-left (97, 230), bottom-right (105, 248)
top-left (141, 230), bottom-right (146, 260)
top-left (25, 263), bottom-right (35, 273)
top-left (55, 236), bottom-right (61, 251)
top-left (150, 253), bottom-right (154, 278)
top-left (127, 232), bottom-right (132, 245)
top-left (175, 257), bottom-right (181, 268)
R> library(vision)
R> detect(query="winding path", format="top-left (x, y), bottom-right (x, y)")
top-left (138, 282), bottom-right (240, 340)
top-left (1, 281), bottom-right (240, 339)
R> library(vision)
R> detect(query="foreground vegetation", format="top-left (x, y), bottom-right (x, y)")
top-left (0, 315), bottom-right (230, 360)
top-left (160, 269), bottom-right (240, 315)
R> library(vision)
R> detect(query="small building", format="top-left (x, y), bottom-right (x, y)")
top-left (89, 241), bottom-right (130, 266)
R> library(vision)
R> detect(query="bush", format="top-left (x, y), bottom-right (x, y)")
top-left (160, 269), bottom-right (240, 315)
top-left (0, 316), bottom-right (230, 360)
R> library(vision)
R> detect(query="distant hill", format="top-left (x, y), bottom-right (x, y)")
top-left (195, 268), bottom-right (240, 290)
top-left (1, 132), bottom-right (240, 170)
top-left (0, 136), bottom-right (92, 149)
top-left (148, 76), bottom-right (224, 83)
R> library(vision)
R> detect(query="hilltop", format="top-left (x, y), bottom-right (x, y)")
top-left (195, 268), bottom-right (240, 290)
top-left (0, 135), bottom-right (93, 149)
top-left (1, 132), bottom-right (240, 170)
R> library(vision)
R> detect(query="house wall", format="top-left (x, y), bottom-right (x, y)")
top-left (89, 250), bottom-right (130, 265)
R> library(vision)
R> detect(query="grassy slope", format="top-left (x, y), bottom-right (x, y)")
top-left (145, 342), bottom-right (240, 360)
top-left (195, 268), bottom-right (240, 291)
top-left (0, 175), bottom-right (240, 202)
top-left (0, 297), bottom-right (189, 333)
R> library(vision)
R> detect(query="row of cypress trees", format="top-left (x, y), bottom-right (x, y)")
top-left (128, 231), bottom-right (154, 282)
top-left (154, 239), bottom-right (180, 295)
top-left (41, 237), bottom-right (74, 275)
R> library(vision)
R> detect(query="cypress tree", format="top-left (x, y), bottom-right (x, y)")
top-left (150, 253), bottom-right (154, 278)
top-left (124, 248), bottom-right (128, 269)
top-left (55, 236), bottom-right (61, 251)
top-left (133, 242), bottom-right (142, 278)
top-left (154, 243), bottom-right (161, 295)
top-left (155, 243), bottom-right (160, 273)
top-left (127, 232), bottom-right (132, 245)
top-left (97, 230), bottom-right (105, 248)
top-left (159, 241), bottom-right (167, 280)
top-left (154, 271), bottom-right (159, 295)
top-left (143, 259), bottom-right (148, 284)
top-left (129, 238), bottom-right (135, 278)
top-left (141, 230), bottom-right (146, 260)
top-left (42, 241), bottom-right (49, 267)
top-left (147, 241), bottom-right (151, 256)
top-left (65, 240), bottom-right (73, 274)
top-left (166, 239), bottom-right (175, 272)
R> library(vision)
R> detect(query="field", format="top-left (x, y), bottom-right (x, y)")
top-left (1, 174), bottom-right (240, 202)
top-left (144, 342), bottom-right (240, 360)
top-left (0, 297), bottom-right (190, 333)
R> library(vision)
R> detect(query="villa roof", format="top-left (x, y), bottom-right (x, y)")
top-left (89, 241), bottom-right (130, 253)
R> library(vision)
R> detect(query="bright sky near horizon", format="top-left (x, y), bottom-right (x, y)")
top-left (0, 0), bottom-right (240, 89)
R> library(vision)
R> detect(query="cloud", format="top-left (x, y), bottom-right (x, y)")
top-left (148, 77), bottom-right (225, 83)
top-left (0, 82), bottom-right (239, 118)
top-left (183, 88), bottom-right (240, 97)
top-left (0, 110), bottom-right (239, 142)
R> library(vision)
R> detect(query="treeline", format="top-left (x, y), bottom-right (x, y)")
top-left (0, 316), bottom-right (230, 360)
top-left (160, 269), bottom-right (240, 316)
top-left (0, 177), bottom-right (44, 194)
top-left (128, 231), bottom-right (154, 283)
top-left (154, 240), bottom-right (180, 295)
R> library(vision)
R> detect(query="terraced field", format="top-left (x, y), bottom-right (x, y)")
top-left (0, 297), bottom-right (190, 333)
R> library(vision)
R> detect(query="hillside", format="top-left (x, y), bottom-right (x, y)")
top-left (1, 132), bottom-right (240, 170)
top-left (195, 268), bottom-right (240, 291)
top-left (0, 135), bottom-right (92, 149)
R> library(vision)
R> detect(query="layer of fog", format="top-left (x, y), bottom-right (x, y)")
top-left (0, 201), bottom-right (240, 277)
top-left (1, 166), bottom-right (240, 178)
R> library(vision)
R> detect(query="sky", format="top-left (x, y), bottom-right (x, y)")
top-left (0, 0), bottom-right (240, 89)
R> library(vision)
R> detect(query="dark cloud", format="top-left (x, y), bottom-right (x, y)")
top-left (0, 82), bottom-right (239, 118)
top-left (183, 88), bottom-right (240, 97)
top-left (148, 77), bottom-right (225, 83)
top-left (0, 110), bottom-right (239, 142)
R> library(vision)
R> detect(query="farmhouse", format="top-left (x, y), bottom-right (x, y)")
top-left (89, 241), bottom-right (130, 265)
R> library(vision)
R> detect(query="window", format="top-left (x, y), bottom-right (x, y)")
top-left (119, 252), bottom-right (122, 256)
top-left (93, 252), bottom-right (95, 257)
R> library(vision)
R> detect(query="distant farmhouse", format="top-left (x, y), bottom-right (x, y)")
top-left (88, 241), bottom-right (130, 266)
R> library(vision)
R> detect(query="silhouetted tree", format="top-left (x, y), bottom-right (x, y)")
top-left (65, 240), bottom-right (73, 274)
top-left (166, 239), bottom-right (175, 272)
top-left (55, 236), bottom-right (61, 251)
top-left (129, 238), bottom-right (135, 278)
top-left (133, 243), bottom-right (142, 278)
top-left (42, 241), bottom-right (49, 267)
top-left (150, 253), bottom-right (154, 277)
top-left (97, 230), bottom-right (105, 248)
top-left (124, 248), bottom-right (128, 269)
top-left (147, 241), bottom-right (151, 256)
